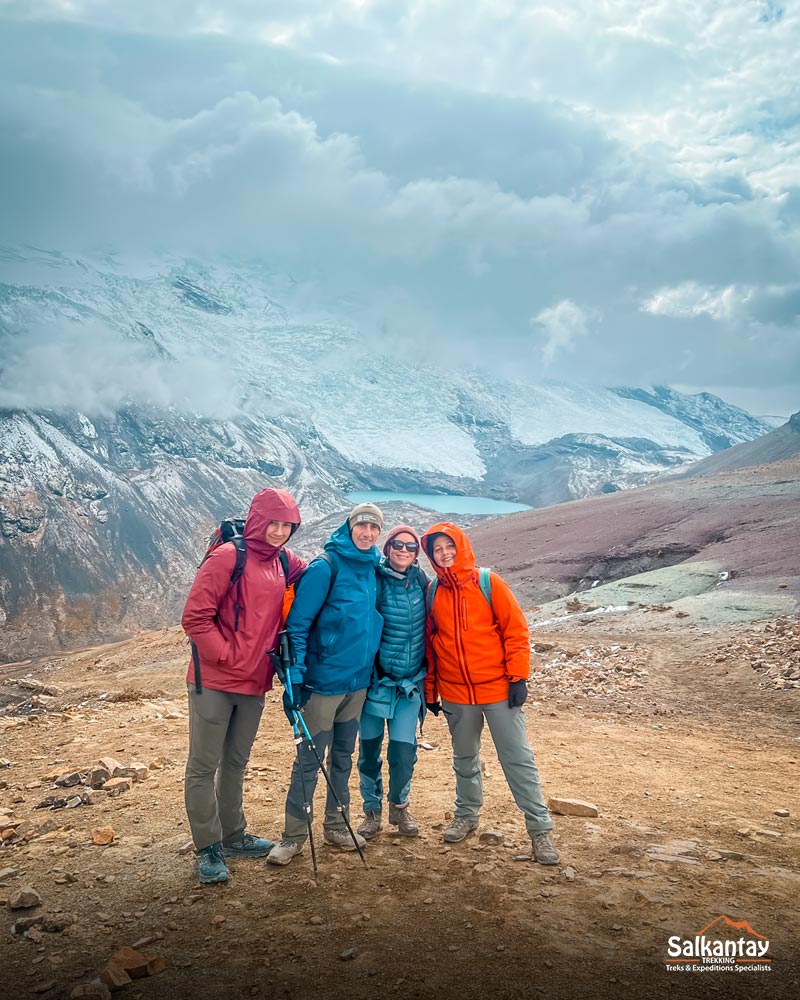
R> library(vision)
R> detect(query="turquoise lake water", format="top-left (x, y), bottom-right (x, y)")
top-left (347, 491), bottom-right (531, 515)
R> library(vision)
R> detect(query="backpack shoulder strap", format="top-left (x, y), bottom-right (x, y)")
top-left (316, 551), bottom-right (339, 601)
top-left (229, 536), bottom-right (247, 587)
top-left (278, 548), bottom-right (290, 588)
top-left (426, 577), bottom-right (438, 617)
top-left (478, 567), bottom-right (495, 618)
top-left (229, 537), bottom-right (248, 634)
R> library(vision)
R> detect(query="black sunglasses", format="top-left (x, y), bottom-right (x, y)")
top-left (389, 539), bottom-right (419, 552)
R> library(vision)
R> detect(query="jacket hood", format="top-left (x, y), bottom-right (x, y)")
top-left (421, 521), bottom-right (476, 586)
top-left (244, 488), bottom-right (301, 561)
top-left (325, 519), bottom-right (381, 565)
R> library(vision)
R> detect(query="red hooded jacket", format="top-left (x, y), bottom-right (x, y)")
top-left (421, 522), bottom-right (530, 706)
top-left (182, 489), bottom-right (306, 696)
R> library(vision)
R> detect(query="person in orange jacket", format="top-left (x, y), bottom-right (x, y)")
top-left (421, 522), bottom-right (559, 865)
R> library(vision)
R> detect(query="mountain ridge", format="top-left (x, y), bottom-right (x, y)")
top-left (0, 248), bottom-right (779, 659)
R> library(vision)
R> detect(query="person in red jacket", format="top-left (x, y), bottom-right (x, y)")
top-left (181, 488), bottom-right (306, 884)
top-left (421, 522), bottom-right (559, 865)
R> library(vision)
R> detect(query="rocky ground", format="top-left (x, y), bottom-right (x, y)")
top-left (1, 608), bottom-right (798, 1000)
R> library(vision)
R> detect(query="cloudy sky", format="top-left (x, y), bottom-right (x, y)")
top-left (1, 0), bottom-right (798, 414)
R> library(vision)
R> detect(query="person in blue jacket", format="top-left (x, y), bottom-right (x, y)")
top-left (357, 524), bottom-right (428, 839)
top-left (267, 502), bottom-right (384, 865)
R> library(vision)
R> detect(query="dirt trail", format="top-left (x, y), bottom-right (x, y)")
top-left (1, 622), bottom-right (798, 1000)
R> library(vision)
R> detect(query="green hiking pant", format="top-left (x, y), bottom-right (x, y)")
top-left (442, 698), bottom-right (553, 837)
top-left (283, 689), bottom-right (367, 841)
top-left (185, 685), bottom-right (265, 851)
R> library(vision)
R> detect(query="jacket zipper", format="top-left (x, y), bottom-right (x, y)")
top-left (448, 571), bottom-right (477, 703)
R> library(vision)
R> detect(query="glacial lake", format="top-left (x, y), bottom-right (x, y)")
top-left (347, 491), bottom-right (531, 515)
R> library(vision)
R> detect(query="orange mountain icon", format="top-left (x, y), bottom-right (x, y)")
top-left (696, 915), bottom-right (767, 940)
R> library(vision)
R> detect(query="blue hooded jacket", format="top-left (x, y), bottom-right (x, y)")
top-left (285, 520), bottom-right (383, 695)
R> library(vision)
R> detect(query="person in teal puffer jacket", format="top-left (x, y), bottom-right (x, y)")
top-left (267, 502), bottom-right (384, 866)
top-left (357, 524), bottom-right (429, 839)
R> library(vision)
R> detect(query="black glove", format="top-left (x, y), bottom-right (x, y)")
top-left (282, 688), bottom-right (301, 723)
top-left (426, 701), bottom-right (442, 717)
top-left (508, 679), bottom-right (528, 708)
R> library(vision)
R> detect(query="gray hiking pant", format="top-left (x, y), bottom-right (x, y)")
top-left (185, 686), bottom-right (265, 851)
top-left (442, 699), bottom-right (553, 837)
top-left (283, 689), bottom-right (367, 841)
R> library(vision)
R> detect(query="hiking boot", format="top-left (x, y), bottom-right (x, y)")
top-left (222, 833), bottom-right (275, 858)
top-left (388, 802), bottom-right (420, 837)
top-left (323, 828), bottom-right (367, 852)
top-left (266, 840), bottom-right (304, 866)
top-left (443, 816), bottom-right (479, 843)
top-left (357, 811), bottom-right (383, 840)
top-left (531, 832), bottom-right (559, 866)
top-left (194, 842), bottom-right (230, 884)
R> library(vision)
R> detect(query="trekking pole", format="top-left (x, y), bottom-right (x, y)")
top-left (278, 633), bottom-right (368, 868)
top-left (270, 646), bottom-right (318, 880)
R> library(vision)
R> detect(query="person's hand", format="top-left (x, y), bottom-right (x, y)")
top-left (508, 679), bottom-right (528, 708)
top-left (426, 701), bottom-right (442, 717)
top-left (282, 688), bottom-right (301, 723)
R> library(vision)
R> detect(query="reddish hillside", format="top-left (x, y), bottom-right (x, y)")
top-left (678, 411), bottom-right (800, 477)
top-left (468, 458), bottom-right (800, 605)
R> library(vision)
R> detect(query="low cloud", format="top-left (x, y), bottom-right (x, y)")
top-left (0, 318), bottom-right (242, 418)
top-left (0, 12), bottom-right (797, 411)
top-left (534, 300), bottom-right (593, 367)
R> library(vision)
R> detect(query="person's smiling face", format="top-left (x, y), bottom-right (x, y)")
top-left (351, 521), bottom-right (381, 550)
top-left (431, 535), bottom-right (457, 568)
top-left (265, 520), bottom-right (293, 546)
top-left (387, 532), bottom-right (419, 572)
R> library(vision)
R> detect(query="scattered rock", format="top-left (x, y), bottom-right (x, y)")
top-left (610, 843), bottom-right (644, 858)
top-left (0, 758), bottom-right (11, 768)
top-left (32, 981), bottom-right (56, 995)
top-left (4, 677), bottom-right (61, 696)
top-left (8, 885), bottom-right (43, 910)
top-left (89, 767), bottom-right (111, 789)
top-left (129, 763), bottom-right (150, 782)
top-left (35, 795), bottom-right (72, 811)
top-left (645, 851), bottom-right (700, 866)
top-left (55, 771), bottom-right (82, 788)
top-left (99, 946), bottom-right (166, 990)
top-left (547, 797), bottom-right (599, 817)
top-left (92, 827), bottom-right (116, 846)
top-left (562, 867), bottom-right (577, 881)
top-left (41, 913), bottom-right (76, 933)
top-left (131, 931), bottom-right (164, 951)
top-left (0, 867), bottom-right (19, 883)
top-left (339, 947), bottom-right (358, 961)
top-left (479, 830), bottom-right (504, 846)
top-left (104, 778), bottom-right (131, 797)
top-left (177, 840), bottom-right (194, 856)
top-left (309, 915), bottom-right (324, 925)
top-left (773, 809), bottom-right (790, 818)
top-left (635, 889), bottom-right (669, 905)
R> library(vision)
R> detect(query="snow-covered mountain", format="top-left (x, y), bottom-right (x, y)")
top-left (0, 248), bottom-right (772, 659)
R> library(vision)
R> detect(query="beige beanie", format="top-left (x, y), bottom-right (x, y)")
top-left (348, 502), bottom-right (384, 530)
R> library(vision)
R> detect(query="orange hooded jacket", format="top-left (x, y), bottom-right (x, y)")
top-left (421, 522), bottom-right (531, 706)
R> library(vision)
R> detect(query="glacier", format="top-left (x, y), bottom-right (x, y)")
top-left (0, 247), bottom-right (773, 660)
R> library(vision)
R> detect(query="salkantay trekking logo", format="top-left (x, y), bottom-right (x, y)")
top-left (665, 915), bottom-right (772, 974)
